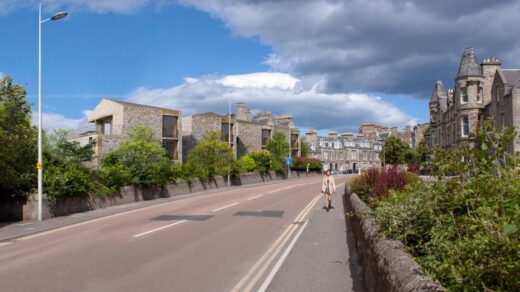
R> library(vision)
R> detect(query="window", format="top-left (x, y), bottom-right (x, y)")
top-left (103, 121), bottom-right (112, 135)
top-left (291, 134), bottom-right (299, 148)
top-left (262, 129), bottom-right (271, 146)
top-left (162, 115), bottom-right (178, 138)
top-left (461, 115), bottom-right (469, 137)
top-left (461, 88), bottom-right (468, 103)
top-left (162, 140), bottom-right (178, 160)
top-left (477, 87), bottom-right (483, 103)
top-left (351, 151), bottom-right (357, 160)
top-left (221, 123), bottom-right (233, 143)
top-left (324, 152), bottom-right (328, 159)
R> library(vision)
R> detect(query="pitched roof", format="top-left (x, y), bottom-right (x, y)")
top-left (430, 80), bottom-right (447, 106)
top-left (106, 98), bottom-right (180, 113)
top-left (502, 69), bottom-right (520, 86)
top-left (457, 48), bottom-right (482, 78)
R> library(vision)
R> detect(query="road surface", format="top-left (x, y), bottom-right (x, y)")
top-left (0, 176), bottom-right (353, 292)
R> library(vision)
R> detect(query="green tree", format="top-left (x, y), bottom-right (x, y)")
top-left (186, 131), bottom-right (234, 180)
top-left (249, 150), bottom-right (273, 173)
top-left (240, 154), bottom-right (257, 172)
top-left (102, 126), bottom-right (172, 186)
top-left (45, 129), bottom-right (95, 164)
top-left (380, 136), bottom-right (410, 165)
top-left (265, 132), bottom-right (290, 171)
top-left (0, 75), bottom-right (37, 198)
top-left (300, 141), bottom-right (311, 158)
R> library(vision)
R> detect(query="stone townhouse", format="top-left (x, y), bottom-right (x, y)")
top-left (427, 47), bottom-right (520, 152)
top-left (73, 98), bottom-right (182, 163)
top-left (304, 130), bottom-right (383, 172)
top-left (359, 123), bottom-right (415, 147)
top-left (182, 102), bottom-right (301, 161)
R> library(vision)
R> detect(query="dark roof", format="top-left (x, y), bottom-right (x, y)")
top-left (192, 112), bottom-right (227, 118)
top-left (457, 48), bottom-right (482, 78)
top-left (106, 98), bottom-right (180, 113)
top-left (502, 69), bottom-right (520, 86)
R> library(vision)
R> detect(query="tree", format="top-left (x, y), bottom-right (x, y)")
top-left (45, 129), bottom-right (95, 164)
top-left (186, 131), bottom-right (234, 180)
top-left (0, 75), bottom-right (37, 198)
top-left (265, 132), bottom-right (290, 171)
top-left (103, 126), bottom-right (172, 186)
top-left (380, 136), bottom-right (410, 165)
top-left (300, 141), bottom-right (311, 158)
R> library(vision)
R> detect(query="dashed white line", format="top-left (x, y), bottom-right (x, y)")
top-left (247, 194), bottom-right (265, 201)
top-left (133, 220), bottom-right (187, 238)
top-left (211, 202), bottom-right (239, 212)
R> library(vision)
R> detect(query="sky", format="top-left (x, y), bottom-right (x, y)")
top-left (1, 0), bottom-right (520, 134)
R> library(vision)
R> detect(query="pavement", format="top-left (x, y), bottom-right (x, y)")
top-left (0, 175), bottom-right (364, 292)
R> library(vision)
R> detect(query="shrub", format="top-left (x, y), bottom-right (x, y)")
top-left (352, 166), bottom-right (409, 203)
top-left (44, 163), bottom-right (93, 202)
top-left (374, 121), bottom-right (520, 291)
top-left (97, 164), bottom-right (130, 194)
top-left (350, 176), bottom-right (370, 199)
top-left (240, 155), bottom-right (257, 172)
top-left (249, 150), bottom-right (273, 173)
top-left (291, 157), bottom-right (322, 171)
top-left (186, 131), bottom-right (234, 181)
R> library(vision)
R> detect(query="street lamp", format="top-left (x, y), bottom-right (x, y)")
top-left (38, 3), bottom-right (68, 221)
top-left (227, 99), bottom-right (239, 188)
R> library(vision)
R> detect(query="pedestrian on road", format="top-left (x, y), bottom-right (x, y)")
top-left (321, 170), bottom-right (336, 211)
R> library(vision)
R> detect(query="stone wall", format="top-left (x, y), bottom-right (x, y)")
top-left (344, 185), bottom-right (444, 292)
top-left (2, 170), bottom-right (321, 222)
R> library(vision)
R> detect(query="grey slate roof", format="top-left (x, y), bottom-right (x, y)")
top-left (430, 80), bottom-right (447, 111)
top-left (457, 48), bottom-right (482, 78)
top-left (502, 69), bottom-right (520, 86)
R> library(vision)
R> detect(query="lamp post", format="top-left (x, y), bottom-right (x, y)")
top-left (38, 3), bottom-right (68, 221)
top-left (227, 99), bottom-right (239, 188)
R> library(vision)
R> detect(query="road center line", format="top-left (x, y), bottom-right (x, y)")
top-left (247, 194), bottom-right (264, 201)
top-left (258, 219), bottom-right (310, 292)
top-left (211, 202), bottom-right (239, 212)
top-left (133, 220), bottom-right (187, 238)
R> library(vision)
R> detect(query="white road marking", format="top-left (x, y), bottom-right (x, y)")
top-left (211, 202), bottom-right (239, 212)
top-left (257, 219), bottom-right (310, 292)
top-left (133, 220), bottom-right (187, 238)
top-left (247, 194), bottom-right (264, 201)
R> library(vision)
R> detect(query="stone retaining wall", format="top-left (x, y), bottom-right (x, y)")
top-left (2, 170), bottom-right (321, 221)
top-left (344, 184), bottom-right (444, 292)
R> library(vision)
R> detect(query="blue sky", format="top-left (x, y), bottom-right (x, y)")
top-left (2, 0), bottom-right (518, 133)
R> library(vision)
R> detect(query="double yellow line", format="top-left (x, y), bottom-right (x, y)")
top-left (230, 193), bottom-right (322, 292)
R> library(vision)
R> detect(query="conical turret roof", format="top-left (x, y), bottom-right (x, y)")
top-left (457, 48), bottom-right (482, 78)
top-left (430, 80), bottom-right (447, 105)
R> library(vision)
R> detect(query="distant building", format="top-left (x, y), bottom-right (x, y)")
top-left (182, 102), bottom-right (301, 160)
top-left (427, 47), bottom-right (520, 152)
top-left (358, 123), bottom-right (416, 147)
top-left (72, 98), bottom-right (182, 163)
top-left (304, 129), bottom-right (383, 171)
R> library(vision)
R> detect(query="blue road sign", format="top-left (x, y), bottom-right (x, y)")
top-left (285, 156), bottom-right (293, 165)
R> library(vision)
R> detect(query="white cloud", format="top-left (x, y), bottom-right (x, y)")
top-left (127, 72), bottom-right (416, 132)
top-left (31, 111), bottom-right (90, 131)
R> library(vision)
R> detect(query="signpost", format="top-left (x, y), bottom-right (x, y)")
top-left (285, 156), bottom-right (292, 179)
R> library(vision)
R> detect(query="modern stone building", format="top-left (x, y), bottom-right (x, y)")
top-left (427, 47), bottom-right (520, 152)
top-left (304, 130), bottom-right (383, 171)
top-left (73, 99), bottom-right (182, 163)
top-left (182, 102), bottom-right (301, 160)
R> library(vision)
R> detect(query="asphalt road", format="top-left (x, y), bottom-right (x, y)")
top-left (0, 176), bottom-right (351, 292)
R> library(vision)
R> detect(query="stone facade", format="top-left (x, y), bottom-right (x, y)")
top-left (428, 48), bottom-right (520, 152)
top-left (304, 129), bottom-right (383, 171)
top-left (73, 99), bottom-right (182, 163)
top-left (413, 123), bottom-right (429, 147)
top-left (359, 123), bottom-right (416, 148)
top-left (182, 103), bottom-right (301, 160)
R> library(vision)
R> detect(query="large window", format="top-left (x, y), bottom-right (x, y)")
top-left (461, 115), bottom-right (469, 137)
top-left (262, 129), bottom-right (271, 146)
top-left (221, 123), bottom-right (233, 143)
top-left (162, 140), bottom-right (178, 160)
top-left (162, 115), bottom-right (178, 138)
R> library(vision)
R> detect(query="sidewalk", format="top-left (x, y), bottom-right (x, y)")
top-left (266, 189), bottom-right (366, 292)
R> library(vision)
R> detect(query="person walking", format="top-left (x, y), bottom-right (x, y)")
top-left (321, 170), bottom-right (336, 211)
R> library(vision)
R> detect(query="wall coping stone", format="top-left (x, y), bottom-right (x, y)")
top-left (344, 184), bottom-right (444, 292)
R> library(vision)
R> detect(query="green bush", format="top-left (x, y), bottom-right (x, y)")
top-left (44, 163), bottom-right (93, 202)
top-left (185, 131), bottom-right (234, 181)
top-left (291, 157), bottom-right (322, 171)
top-left (240, 155), bottom-right (257, 172)
top-left (374, 121), bottom-right (520, 291)
top-left (350, 175), bottom-right (370, 200)
top-left (249, 150), bottom-right (273, 173)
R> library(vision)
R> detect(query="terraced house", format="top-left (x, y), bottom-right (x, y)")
top-left (304, 130), bottom-right (383, 172)
top-left (427, 47), bottom-right (520, 152)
